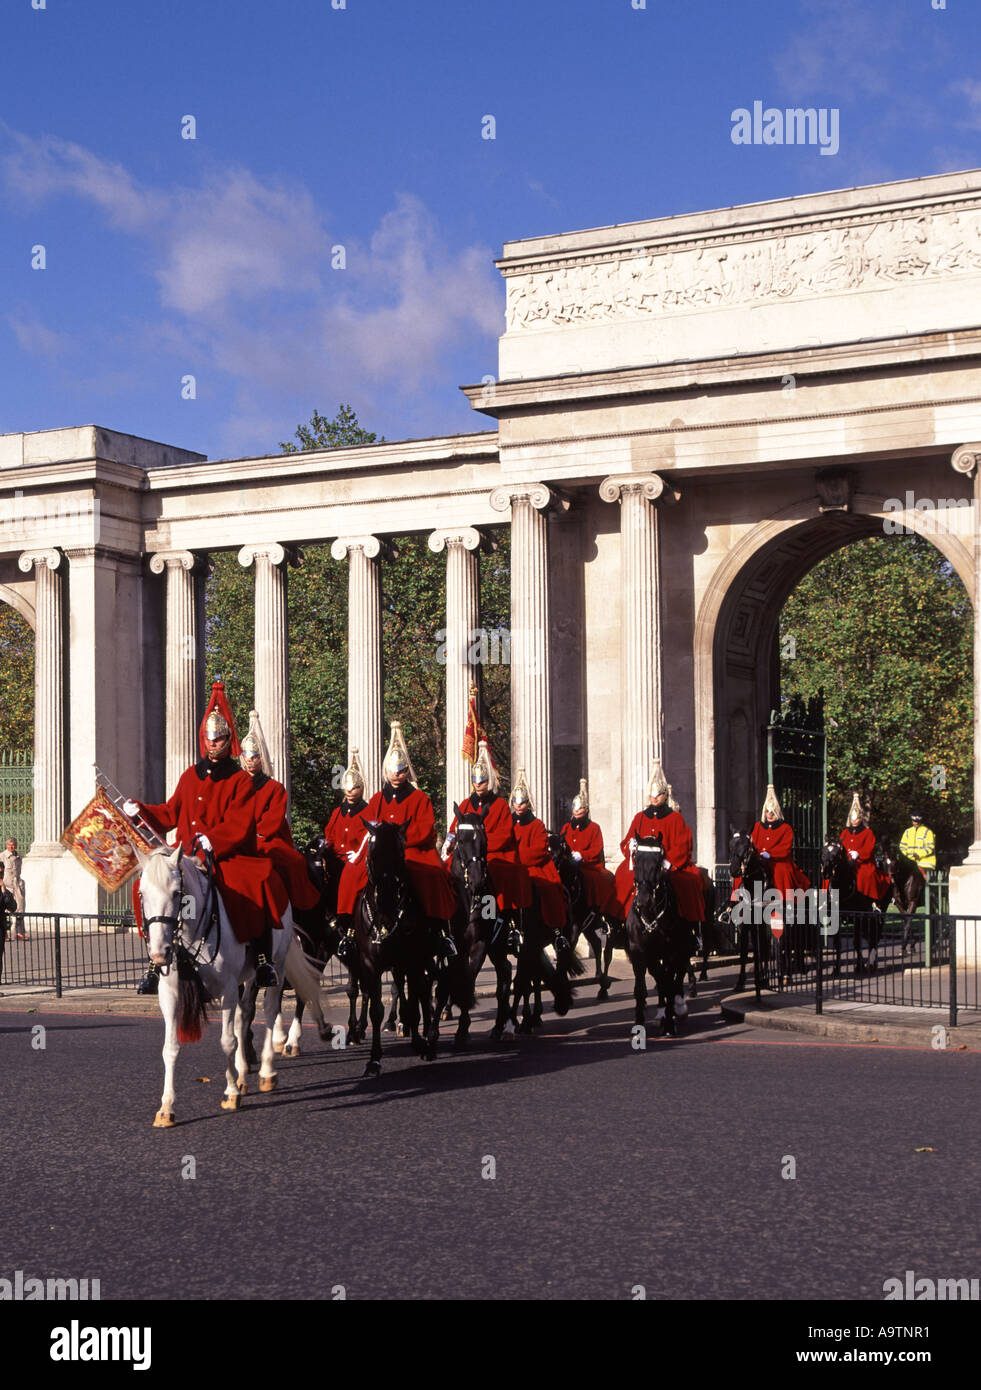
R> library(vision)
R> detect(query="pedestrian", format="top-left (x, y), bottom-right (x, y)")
top-left (0, 836), bottom-right (26, 936)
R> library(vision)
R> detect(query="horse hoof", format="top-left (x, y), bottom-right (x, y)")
top-left (597, 987), bottom-right (609, 1002)
top-left (283, 1044), bottom-right (299, 1058)
top-left (259, 1074), bottom-right (277, 1093)
top-left (220, 1094), bottom-right (241, 1111)
top-left (236, 1079), bottom-right (247, 1095)
top-left (362, 1061), bottom-right (381, 1079)
top-left (152, 1109), bottom-right (175, 1128)
top-left (502, 1024), bottom-right (516, 1044)
top-left (272, 1041), bottom-right (286, 1055)
top-left (687, 983), bottom-right (698, 998)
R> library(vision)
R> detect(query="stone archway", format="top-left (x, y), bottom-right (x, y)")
top-left (694, 493), bottom-right (973, 868)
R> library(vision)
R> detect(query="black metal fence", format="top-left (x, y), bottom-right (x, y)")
top-left (729, 907), bottom-right (981, 1027)
top-left (0, 912), bottom-right (347, 997)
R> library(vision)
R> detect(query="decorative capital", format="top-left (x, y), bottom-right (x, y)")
top-left (330, 535), bottom-right (382, 562)
top-left (238, 542), bottom-right (300, 570)
top-left (149, 549), bottom-right (205, 576)
top-left (18, 547), bottom-right (61, 574)
top-left (427, 527), bottom-right (482, 555)
top-left (952, 445), bottom-right (981, 478)
top-left (599, 473), bottom-right (674, 505)
top-left (489, 483), bottom-right (558, 515)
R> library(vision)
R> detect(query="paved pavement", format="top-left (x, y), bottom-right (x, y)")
top-left (1, 959), bottom-right (980, 1304)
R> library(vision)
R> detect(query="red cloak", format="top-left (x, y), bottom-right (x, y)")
top-left (561, 819), bottom-right (617, 914)
top-left (251, 774), bottom-right (320, 913)
top-left (342, 784), bottom-right (458, 921)
top-left (450, 794), bottom-right (532, 911)
top-left (615, 808), bottom-right (705, 923)
top-left (513, 813), bottom-right (567, 929)
top-left (138, 759), bottom-right (287, 943)
top-left (733, 821), bottom-right (811, 902)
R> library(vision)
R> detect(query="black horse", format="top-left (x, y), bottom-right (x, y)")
top-left (446, 804), bottom-right (516, 1043)
top-left (349, 821), bottom-right (442, 1078)
top-left (820, 836), bottom-right (890, 975)
top-left (548, 832), bottom-right (614, 1000)
top-left (727, 829), bottom-right (778, 993)
top-left (878, 843), bottom-right (928, 957)
top-left (510, 868), bottom-right (582, 1034)
top-left (624, 834), bottom-right (693, 1037)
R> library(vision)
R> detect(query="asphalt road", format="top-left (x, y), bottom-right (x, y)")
top-left (1, 973), bottom-right (979, 1304)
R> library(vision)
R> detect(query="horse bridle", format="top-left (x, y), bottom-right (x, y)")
top-left (453, 823), bottom-right (489, 931)
top-left (634, 843), bottom-right (669, 934)
top-left (140, 850), bottom-right (220, 973)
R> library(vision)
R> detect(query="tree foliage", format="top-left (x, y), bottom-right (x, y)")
top-left (779, 534), bottom-right (972, 858)
top-left (0, 605), bottom-right (34, 748)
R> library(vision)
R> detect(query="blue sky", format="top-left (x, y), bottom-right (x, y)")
top-left (2, 0), bottom-right (979, 461)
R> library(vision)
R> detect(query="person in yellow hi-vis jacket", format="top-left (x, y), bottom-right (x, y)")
top-left (899, 812), bottom-right (936, 870)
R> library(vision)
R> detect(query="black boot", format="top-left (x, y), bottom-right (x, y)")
top-left (437, 924), bottom-right (458, 960)
top-left (255, 929), bottom-right (278, 989)
top-left (507, 912), bottom-right (523, 955)
top-left (335, 914), bottom-right (356, 966)
top-left (137, 964), bottom-right (160, 996)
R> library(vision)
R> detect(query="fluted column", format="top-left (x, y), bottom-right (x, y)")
top-left (429, 527), bottom-right (482, 825)
top-left (952, 446), bottom-right (981, 860)
top-left (18, 548), bottom-right (65, 852)
top-left (490, 484), bottom-right (556, 822)
top-left (331, 536), bottom-right (383, 797)
top-left (600, 473), bottom-right (670, 829)
top-left (238, 543), bottom-right (296, 797)
top-left (149, 550), bottom-right (209, 794)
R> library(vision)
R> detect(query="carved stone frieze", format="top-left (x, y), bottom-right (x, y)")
top-left (504, 206), bottom-right (981, 332)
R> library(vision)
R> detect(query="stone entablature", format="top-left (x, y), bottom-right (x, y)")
top-left (496, 171), bottom-right (981, 378)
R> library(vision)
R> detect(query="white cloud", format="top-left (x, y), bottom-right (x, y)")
top-left (6, 311), bottom-right (68, 359)
top-left (950, 79), bottom-right (981, 132)
top-left (0, 125), bottom-right (503, 450)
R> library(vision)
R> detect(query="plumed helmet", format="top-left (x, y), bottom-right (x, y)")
top-left (239, 710), bottom-right (273, 777)
top-left (647, 760), bottom-right (669, 803)
top-left (509, 767), bottom-right (535, 815)
top-left (847, 791), bottom-right (865, 826)
top-left (199, 680), bottom-right (240, 757)
top-left (761, 784), bottom-right (783, 821)
top-left (471, 739), bottom-right (499, 795)
top-left (343, 748), bottom-right (366, 794)
top-left (383, 721), bottom-right (417, 785)
top-left (668, 783), bottom-right (680, 813)
top-left (571, 778), bottom-right (589, 813)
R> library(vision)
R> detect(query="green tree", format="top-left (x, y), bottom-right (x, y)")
top-left (0, 605), bottom-right (34, 748)
top-left (206, 404), bottom-right (513, 843)
top-left (779, 534), bottom-right (972, 858)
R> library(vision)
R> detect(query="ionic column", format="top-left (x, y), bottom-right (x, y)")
top-left (331, 536), bottom-right (383, 797)
top-left (600, 474), bottom-right (671, 829)
top-left (149, 550), bottom-right (209, 794)
top-left (429, 527), bottom-right (482, 825)
top-left (18, 548), bottom-right (65, 852)
top-left (490, 484), bottom-right (556, 822)
top-left (238, 543), bottom-right (296, 796)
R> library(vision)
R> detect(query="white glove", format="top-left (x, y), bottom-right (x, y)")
top-left (664, 860), bottom-right (672, 871)
top-left (571, 851), bottom-right (582, 862)
top-left (123, 800), bottom-right (139, 817)
top-left (441, 837), bottom-right (455, 860)
top-left (628, 838), bottom-right (637, 854)
top-left (196, 834), bottom-right (213, 853)
top-left (849, 850), bottom-right (859, 860)
top-left (760, 851), bottom-right (771, 859)
top-left (346, 849), bottom-right (359, 864)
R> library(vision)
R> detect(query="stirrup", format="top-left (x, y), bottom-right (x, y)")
top-left (507, 928), bottom-right (522, 954)
top-left (256, 956), bottom-right (278, 989)
top-left (336, 934), bottom-right (356, 965)
top-left (137, 966), bottom-right (159, 996)
top-left (438, 932), bottom-right (458, 960)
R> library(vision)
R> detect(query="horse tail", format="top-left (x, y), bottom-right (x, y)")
top-left (284, 934), bottom-right (324, 1010)
top-left (176, 961), bottom-right (209, 1044)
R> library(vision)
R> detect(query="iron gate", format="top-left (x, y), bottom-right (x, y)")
top-left (0, 749), bottom-right (33, 850)
top-left (765, 693), bottom-right (827, 886)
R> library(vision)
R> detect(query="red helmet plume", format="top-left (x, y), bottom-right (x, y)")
top-left (199, 680), bottom-right (240, 758)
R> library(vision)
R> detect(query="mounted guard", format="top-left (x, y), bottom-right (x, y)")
top-left (239, 709), bottom-right (322, 931)
top-left (125, 680), bottom-right (288, 990)
top-left (509, 768), bottom-right (567, 935)
top-left (734, 784), bottom-right (811, 901)
top-left (560, 778), bottom-right (617, 920)
top-left (615, 759), bottom-right (705, 925)
top-left (443, 739), bottom-right (532, 929)
top-left (837, 792), bottom-right (891, 902)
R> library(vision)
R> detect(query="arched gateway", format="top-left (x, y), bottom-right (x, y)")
top-left (3, 169), bottom-right (981, 936)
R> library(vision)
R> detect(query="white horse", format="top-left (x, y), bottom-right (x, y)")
top-left (137, 845), bottom-right (328, 1128)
